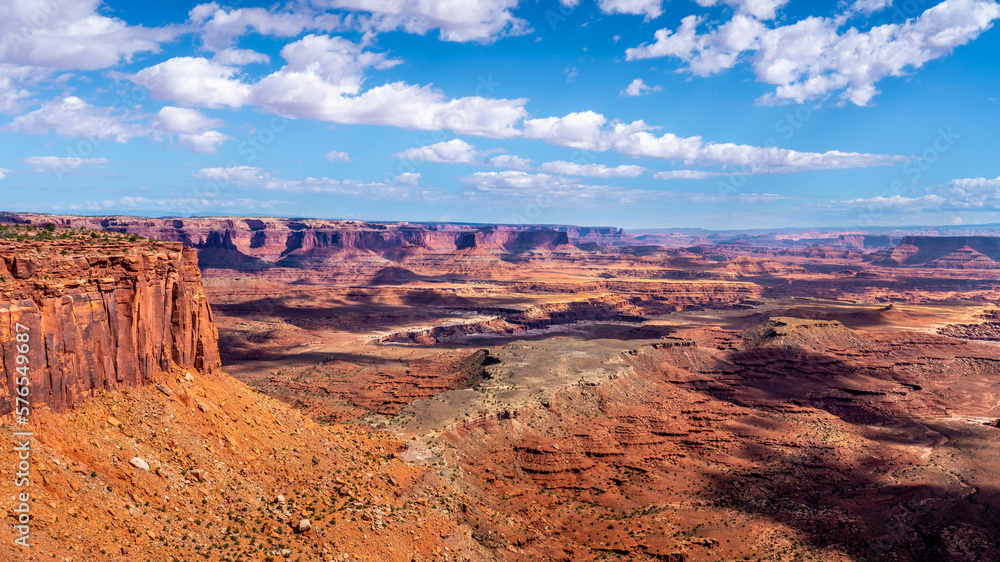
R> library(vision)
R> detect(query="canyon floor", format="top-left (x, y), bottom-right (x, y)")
top-left (204, 256), bottom-right (1000, 560)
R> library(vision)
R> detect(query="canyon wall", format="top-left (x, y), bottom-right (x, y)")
top-left (0, 215), bottom-right (600, 270)
top-left (0, 238), bottom-right (219, 414)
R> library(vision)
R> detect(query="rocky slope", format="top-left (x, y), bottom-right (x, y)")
top-left (0, 228), bottom-right (219, 413)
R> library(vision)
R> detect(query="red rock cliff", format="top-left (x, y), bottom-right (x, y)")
top-left (0, 236), bottom-right (220, 414)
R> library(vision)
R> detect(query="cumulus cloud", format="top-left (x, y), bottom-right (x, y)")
top-left (695, 0), bottom-right (789, 20)
top-left (626, 0), bottom-right (1000, 105)
top-left (189, 2), bottom-right (345, 53)
top-left (0, 168), bottom-right (10, 179)
top-left (522, 111), bottom-right (607, 149)
top-left (155, 106), bottom-right (232, 154)
top-left (248, 35), bottom-right (526, 138)
top-left (0, 0), bottom-right (174, 70)
top-left (620, 78), bottom-right (663, 97)
top-left (393, 139), bottom-right (487, 164)
top-left (212, 48), bottom-right (270, 65)
top-left (155, 106), bottom-right (223, 134)
top-left (178, 130), bottom-right (234, 154)
top-left (538, 161), bottom-right (646, 178)
top-left (132, 57), bottom-right (252, 109)
top-left (849, 0), bottom-right (894, 15)
top-left (2, 96), bottom-right (148, 142)
top-left (325, 150), bottom-right (351, 162)
top-left (488, 154), bottom-right (534, 170)
top-left (319, 0), bottom-right (530, 43)
top-left (596, 0), bottom-right (666, 19)
top-left (0, 64), bottom-right (36, 113)
top-left (22, 156), bottom-right (109, 173)
top-left (523, 110), bottom-right (906, 172)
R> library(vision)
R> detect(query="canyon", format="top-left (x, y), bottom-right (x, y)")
top-left (3, 214), bottom-right (1000, 560)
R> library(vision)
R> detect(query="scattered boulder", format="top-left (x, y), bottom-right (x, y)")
top-left (188, 469), bottom-right (205, 482)
top-left (156, 384), bottom-right (172, 396)
top-left (184, 371), bottom-right (193, 382)
top-left (295, 519), bottom-right (312, 534)
top-left (129, 457), bottom-right (150, 471)
top-left (107, 416), bottom-right (122, 428)
top-left (276, 494), bottom-right (286, 505)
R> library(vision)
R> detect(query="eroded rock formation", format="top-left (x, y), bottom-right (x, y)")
top-left (0, 236), bottom-right (219, 413)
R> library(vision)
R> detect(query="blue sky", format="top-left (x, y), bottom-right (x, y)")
top-left (0, 0), bottom-right (999, 229)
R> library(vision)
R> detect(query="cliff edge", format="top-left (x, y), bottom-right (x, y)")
top-left (0, 227), bottom-right (219, 413)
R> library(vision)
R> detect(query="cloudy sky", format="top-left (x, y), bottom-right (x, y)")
top-left (0, 0), bottom-right (998, 229)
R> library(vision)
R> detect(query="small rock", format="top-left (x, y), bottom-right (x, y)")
top-left (276, 494), bottom-right (286, 505)
top-left (107, 416), bottom-right (122, 428)
top-left (198, 402), bottom-right (209, 413)
top-left (129, 457), bottom-right (150, 471)
top-left (295, 519), bottom-right (312, 534)
top-left (360, 511), bottom-right (372, 522)
top-left (156, 384), bottom-right (172, 396)
top-left (188, 469), bottom-right (205, 482)
top-left (184, 372), bottom-right (193, 382)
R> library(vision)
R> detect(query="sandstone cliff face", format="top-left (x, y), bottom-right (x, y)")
top-left (0, 239), bottom-right (219, 414)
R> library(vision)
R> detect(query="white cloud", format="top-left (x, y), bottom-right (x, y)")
top-left (133, 57), bottom-right (252, 109)
top-left (625, 14), bottom-right (765, 76)
top-left (321, 0), bottom-right (530, 43)
top-left (253, 34), bottom-right (401, 98)
top-left (695, 0), bottom-right (789, 20)
top-left (627, 0), bottom-right (1000, 106)
top-left (2, 96), bottom-right (147, 142)
top-left (524, 110), bottom-right (906, 172)
top-left (0, 168), bottom-right (9, 179)
top-left (22, 156), bottom-right (109, 172)
top-left (0, 64), bottom-right (36, 113)
top-left (0, 0), bottom-right (173, 71)
top-left (212, 48), bottom-right (270, 65)
top-left (155, 106), bottom-right (223, 134)
top-left (189, 2), bottom-right (344, 52)
top-left (849, 0), bottom-right (893, 15)
top-left (393, 139), bottom-right (486, 164)
top-left (178, 130), bottom-right (234, 154)
top-left (522, 111), bottom-right (607, 149)
top-left (193, 166), bottom-right (432, 198)
top-left (818, 176), bottom-right (1000, 213)
top-left (620, 78), bottom-right (663, 97)
top-left (538, 161), bottom-right (647, 178)
top-left (155, 106), bottom-right (231, 154)
top-left (325, 150), bottom-right (351, 162)
top-left (488, 154), bottom-right (534, 170)
top-left (596, 0), bottom-right (665, 19)
top-left (248, 35), bottom-right (527, 138)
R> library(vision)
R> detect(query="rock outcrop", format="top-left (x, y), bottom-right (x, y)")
top-left (0, 233), bottom-right (219, 413)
